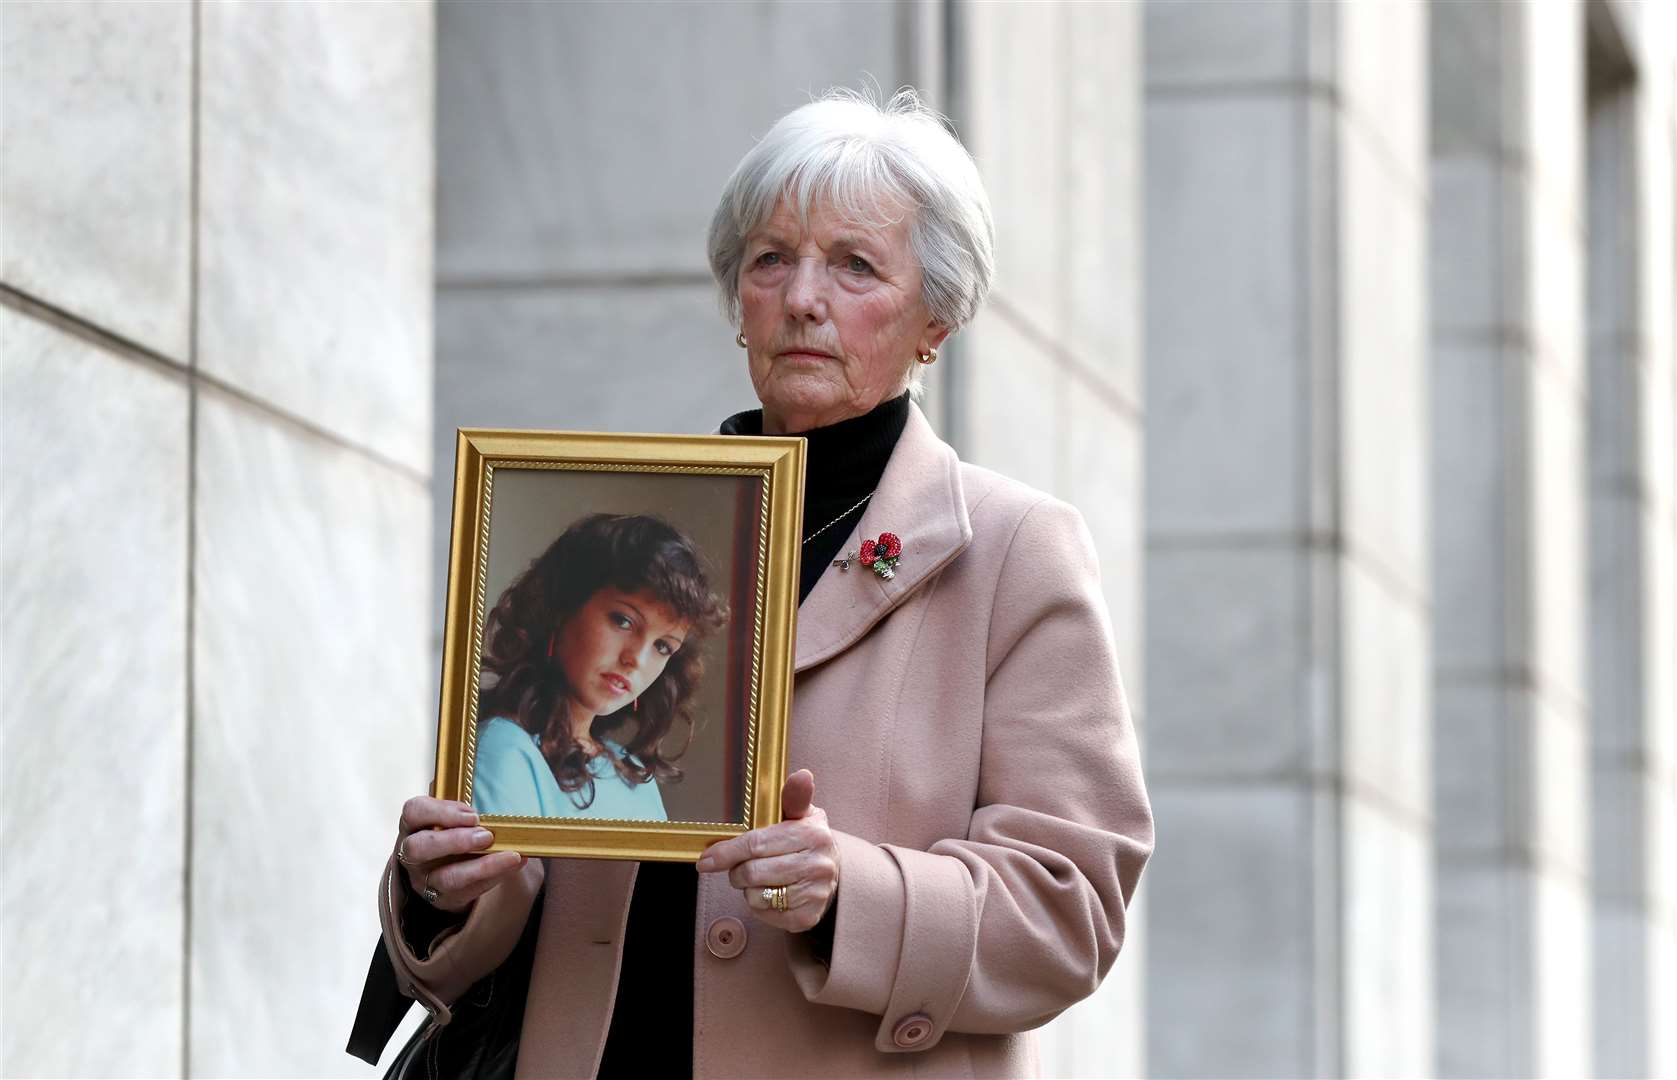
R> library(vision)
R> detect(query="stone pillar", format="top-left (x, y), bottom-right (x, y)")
top-left (1142, 2), bottom-right (1433, 1076)
top-left (2, 1), bottom-right (435, 1075)
top-left (947, 2), bottom-right (1147, 1074)
top-left (1584, 3), bottom-right (1677, 1078)
top-left (1429, 0), bottom-right (1593, 1075)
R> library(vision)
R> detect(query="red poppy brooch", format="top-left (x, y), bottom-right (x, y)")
top-left (835, 531), bottom-right (903, 580)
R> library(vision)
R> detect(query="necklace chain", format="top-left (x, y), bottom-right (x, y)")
top-left (802, 490), bottom-right (875, 546)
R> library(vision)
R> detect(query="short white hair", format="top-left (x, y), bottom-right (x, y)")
top-left (707, 87), bottom-right (995, 339)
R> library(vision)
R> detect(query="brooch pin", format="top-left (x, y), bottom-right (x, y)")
top-left (834, 532), bottom-right (903, 580)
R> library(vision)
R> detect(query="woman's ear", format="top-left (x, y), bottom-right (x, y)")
top-left (921, 322), bottom-right (952, 353)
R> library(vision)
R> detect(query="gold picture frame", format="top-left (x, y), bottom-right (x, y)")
top-left (431, 427), bottom-right (805, 861)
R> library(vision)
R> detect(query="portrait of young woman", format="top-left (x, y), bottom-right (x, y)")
top-left (469, 512), bottom-right (729, 824)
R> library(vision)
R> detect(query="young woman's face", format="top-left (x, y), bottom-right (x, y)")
top-left (554, 586), bottom-right (690, 719)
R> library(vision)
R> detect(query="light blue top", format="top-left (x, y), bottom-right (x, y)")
top-left (471, 715), bottom-right (668, 821)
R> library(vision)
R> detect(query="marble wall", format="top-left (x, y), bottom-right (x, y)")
top-left (1143, 1), bottom-right (1435, 1075)
top-left (1, 2), bottom-right (434, 1076)
top-left (1585, 3), bottom-right (1677, 1077)
top-left (1430, 2), bottom-right (1594, 1074)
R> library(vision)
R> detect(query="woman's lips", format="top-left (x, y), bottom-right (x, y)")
top-left (602, 673), bottom-right (631, 695)
top-left (776, 349), bottom-right (836, 361)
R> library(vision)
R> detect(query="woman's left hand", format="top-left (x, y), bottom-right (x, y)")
top-left (696, 768), bottom-right (838, 933)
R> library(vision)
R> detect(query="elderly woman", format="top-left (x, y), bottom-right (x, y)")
top-left (349, 88), bottom-right (1152, 1078)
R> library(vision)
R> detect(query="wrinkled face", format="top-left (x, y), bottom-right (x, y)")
top-left (739, 196), bottom-right (948, 434)
top-left (553, 587), bottom-right (689, 719)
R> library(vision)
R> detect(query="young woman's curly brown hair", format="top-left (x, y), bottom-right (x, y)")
top-left (477, 513), bottom-right (728, 810)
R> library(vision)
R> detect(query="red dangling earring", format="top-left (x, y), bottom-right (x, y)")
top-left (546, 631), bottom-right (556, 659)
top-left (633, 697), bottom-right (639, 713)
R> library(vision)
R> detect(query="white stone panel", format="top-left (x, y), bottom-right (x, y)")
top-left (436, 0), bottom-right (902, 280)
top-left (0, 0), bottom-right (192, 358)
top-left (197, 0), bottom-right (434, 473)
top-left (1531, 870), bottom-right (1592, 1078)
top-left (1528, 363), bottom-right (1588, 705)
top-left (1144, 785), bottom-right (1313, 1077)
top-left (1144, 0), bottom-right (1300, 86)
top-left (1526, 691), bottom-right (1589, 877)
top-left (1337, 0), bottom-right (1428, 194)
top-left (962, 1), bottom-right (1068, 357)
top-left (1, 310), bottom-right (188, 1076)
top-left (1144, 547), bottom-right (1305, 777)
top-left (1063, 0), bottom-right (1143, 406)
top-left (190, 391), bottom-right (431, 1076)
top-left (1343, 797), bottom-right (1433, 1078)
top-left (1341, 115), bottom-right (1429, 590)
top-left (1641, 343), bottom-right (1677, 511)
top-left (1144, 96), bottom-right (1305, 537)
top-left (1058, 391), bottom-right (1143, 699)
top-left (1431, 341), bottom-right (1510, 673)
top-left (1522, 0), bottom-right (1585, 252)
top-left (1342, 558), bottom-right (1431, 818)
top-left (1527, 202), bottom-right (1587, 393)
top-left (959, 305), bottom-right (1059, 495)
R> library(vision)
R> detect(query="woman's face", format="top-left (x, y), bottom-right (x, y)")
top-left (739, 195), bottom-right (949, 434)
top-left (554, 586), bottom-right (690, 719)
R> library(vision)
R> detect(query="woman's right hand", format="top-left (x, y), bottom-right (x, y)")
top-left (396, 796), bottom-right (526, 915)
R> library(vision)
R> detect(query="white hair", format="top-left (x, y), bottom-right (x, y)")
top-left (707, 86), bottom-right (996, 353)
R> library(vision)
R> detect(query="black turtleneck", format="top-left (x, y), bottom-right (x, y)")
top-left (596, 392), bottom-right (911, 1078)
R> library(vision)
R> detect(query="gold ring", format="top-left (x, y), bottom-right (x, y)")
top-left (761, 885), bottom-right (789, 912)
top-left (396, 838), bottom-right (417, 866)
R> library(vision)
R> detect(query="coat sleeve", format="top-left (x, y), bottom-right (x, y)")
top-left (376, 839), bottom-right (546, 1024)
top-left (787, 497), bottom-right (1154, 1052)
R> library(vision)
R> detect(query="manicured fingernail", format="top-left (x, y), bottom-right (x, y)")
top-left (472, 828), bottom-right (493, 845)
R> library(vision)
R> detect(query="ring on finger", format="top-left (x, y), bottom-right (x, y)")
top-left (760, 884), bottom-right (790, 912)
top-left (396, 837), bottom-right (418, 866)
top-left (421, 878), bottom-right (441, 905)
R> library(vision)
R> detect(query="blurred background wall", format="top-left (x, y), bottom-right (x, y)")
top-left (1, 1), bottom-right (1670, 1077)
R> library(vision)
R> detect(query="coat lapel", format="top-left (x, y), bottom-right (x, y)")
top-left (794, 403), bottom-right (971, 672)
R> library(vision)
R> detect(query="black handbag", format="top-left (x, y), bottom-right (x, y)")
top-left (349, 884), bottom-right (544, 1080)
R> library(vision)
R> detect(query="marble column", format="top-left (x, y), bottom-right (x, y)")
top-left (1584, 3), bottom-right (1677, 1078)
top-left (1429, 0), bottom-right (1593, 1075)
top-left (1143, 1), bottom-right (1433, 1075)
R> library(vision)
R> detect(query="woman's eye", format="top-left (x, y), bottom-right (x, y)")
top-left (610, 612), bottom-right (632, 630)
top-left (654, 640), bottom-right (675, 657)
top-left (755, 251), bottom-right (782, 267)
top-left (846, 255), bottom-right (873, 274)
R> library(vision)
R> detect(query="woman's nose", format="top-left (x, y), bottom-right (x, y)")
top-left (785, 258), bottom-right (828, 321)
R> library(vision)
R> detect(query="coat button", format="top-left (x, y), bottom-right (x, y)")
top-left (891, 1013), bottom-right (933, 1048)
top-left (705, 915), bottom-right (747, 959)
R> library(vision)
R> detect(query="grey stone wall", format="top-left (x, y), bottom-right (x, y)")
top-left (1585, 3), bottom-right (1677, 1077)
top-left (1, 2), bottom-right (434, 1075)
top-left (1429, 2), bottom-right (1594, 1073)
top-left (1142, 1), bottom-right (1434, 1075)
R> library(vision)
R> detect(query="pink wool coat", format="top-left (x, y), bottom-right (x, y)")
top-left (378, 404), bottom-right (1154, 1077)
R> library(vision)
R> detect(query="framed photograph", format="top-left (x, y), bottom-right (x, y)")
top-left (430, 428), bottom-right (805, 861)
